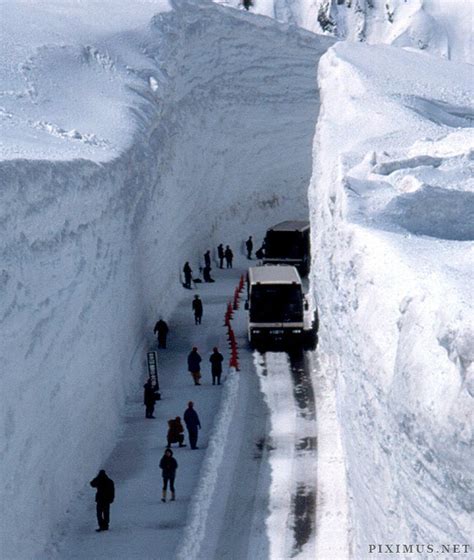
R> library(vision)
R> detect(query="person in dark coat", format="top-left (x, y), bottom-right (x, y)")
top-left (159, 448), bottom-right (178, 502)
top-left (143, 379), bottom-right (159, 418)
top-left (204, 250), bottom-right (211, 269)
top-left (245, 236), bottom-right (253, 259)
top-left (243, 0), bottom-right (252, 10)
top-left (209, 347), bottom-right (224, 385)
top-left (217, 244), bottom-right (224, 269)
top-left (167, 417), bottom-right (186, 447)
top-left (203, 265), bottom-right (215, 283)
top-left (192, 295), bottom-right (203, 325)
top-left (154, 318), bottom-right (169, 349)
top-left (224, 245), bottom-right (233, 268)
top-left (183, 401), bottom-right (201, 450)
top-left (90, 470), bottom-right (115, 531)
top-left (183, 262), bottom-right (193, 289)
top-left (187, 347), bottom-right (202, 385)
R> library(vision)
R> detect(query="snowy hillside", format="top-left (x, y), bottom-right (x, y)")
top-left (310, 41), bottom-right (473, 557)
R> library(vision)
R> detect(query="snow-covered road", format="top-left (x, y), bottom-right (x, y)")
top-left (48, 262), bottom-right (319, 560)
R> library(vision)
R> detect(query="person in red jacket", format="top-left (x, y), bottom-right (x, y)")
top-left (167, 417), bottom-right (186, 448)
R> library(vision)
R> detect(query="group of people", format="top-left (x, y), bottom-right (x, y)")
top-left (165, 402), bottom-right (201, 450)
top-left (187, 346), bottom-right (224, 386)
top-left (90, 238), bottom-right (253, 532)
top-left (217, 244), bottom-right (234, 269)
top-left (160, 401), bottom-right (202, 502)
top-left (183, 243), bottom-right (238, 289)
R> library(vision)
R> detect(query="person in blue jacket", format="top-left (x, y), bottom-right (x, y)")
top-left (183, 401), bottom-right (201, 450)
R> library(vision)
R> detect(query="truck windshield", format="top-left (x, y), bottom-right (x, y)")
top-left (265, 231), bottom-right (304, 259)
top-left (250, 284), bottom-right (303, 323)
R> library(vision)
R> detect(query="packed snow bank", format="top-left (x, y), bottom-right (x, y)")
top-left (0, 1), bottom-right (333, 557)
top-left (310, 41), bottom-right (473, 557)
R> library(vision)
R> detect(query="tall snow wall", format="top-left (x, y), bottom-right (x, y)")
top-left (0, 2), bottom-right (334, 557)
top-left (310, 41), bottom-right (473, 557)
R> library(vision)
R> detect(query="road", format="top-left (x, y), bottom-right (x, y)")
top-left (206, 319), bottom-right (318, 560)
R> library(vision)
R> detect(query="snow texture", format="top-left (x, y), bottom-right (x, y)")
top-left (227, 0), bottom-right (473, 64)
top-left (1, 0), bottom-right (473, 558)
top-left (310, 40), bottom-right (473, 558)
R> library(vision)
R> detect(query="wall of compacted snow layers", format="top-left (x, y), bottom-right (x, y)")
top-left (0, 2), bottom-right (334, 557)
top-left (309, 42), bottom-right (473, 558)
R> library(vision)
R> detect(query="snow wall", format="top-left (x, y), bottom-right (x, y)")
top-left (0, 1), bottom-right (334, 557)
top-left (310, 41), bottom-right (473, 557)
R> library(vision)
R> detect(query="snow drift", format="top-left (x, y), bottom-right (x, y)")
top-left (0, 1), bottom-right (333, 557)
top-left (224, 0), bottom-right (473, 65)
top-left (310, 41), bottom-right (473, 557)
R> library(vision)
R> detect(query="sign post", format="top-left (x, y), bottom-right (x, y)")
top-left (147, 351), bottom-right (161, 400)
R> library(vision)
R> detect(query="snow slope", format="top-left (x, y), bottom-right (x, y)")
top-left (310, 41), bottom-right (473, 557)
top-left (0, 1), bottom-right (333, 557)
top-left (219, 0), bottom-right (473, 64)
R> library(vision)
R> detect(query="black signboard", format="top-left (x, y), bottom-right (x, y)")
top-left (147, 351), bottom-right (159, 391)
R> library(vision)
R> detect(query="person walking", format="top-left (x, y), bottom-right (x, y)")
top-left (245, 236), bottom-right (253, 259)
top-left (209, 347), bottom-right (224, 385)
top-left (192, 295), bottom-right (203, 325)
top-left (143, 379), bottom-right (158, 419)
top-left (224, 245), bottom-right (233, 268)
top-left (183, 262), bottom-right (193, 289)
top-left (90, 470), bottom-right (115, 532)
top-left (217, 244), bottom-right (224, 269)
top-left (184, 401), bottom-right (201, 450)
top-left (167, 417), bottom-right (186, 447)
top-left (153, 318), bottom-right (169, 349)
top-left (204, 250), bottom-right (211, 269)
top-left (159, 448), bottom-right (178, 502)
top-left (187, 347), bottom-right (202, 385)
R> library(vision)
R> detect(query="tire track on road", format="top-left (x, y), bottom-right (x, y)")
top-left (288, 350), bottom-right (317, 558)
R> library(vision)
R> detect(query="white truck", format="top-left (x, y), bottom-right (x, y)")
top-left (245, 265), bottom-right (317, 350)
